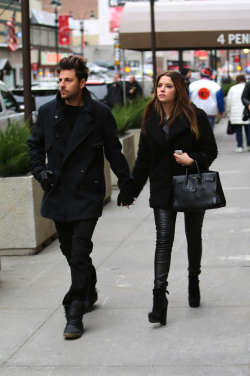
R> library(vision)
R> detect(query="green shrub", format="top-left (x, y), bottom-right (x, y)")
top-left (0, 120), bottom-right (31, 177)
top-left (221, 82), bottom-right (236, 97)
top-left (112, 97), bottom-right (149, 136)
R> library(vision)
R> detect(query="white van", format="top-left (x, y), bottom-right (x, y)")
top-left (0, 81), bottom-right (25, 132)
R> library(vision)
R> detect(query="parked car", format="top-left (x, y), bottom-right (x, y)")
top-left (12, 80), bottom-right (100, 116)
top-left (94, 60), bottom-right (115, 71)
top-left (0, 80), bottom-right (25, 131)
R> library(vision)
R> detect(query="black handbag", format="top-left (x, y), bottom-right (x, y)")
top-left (172, 160), bottom-right (226, 212)
top-left (226, 120), bottom-right (235, 135)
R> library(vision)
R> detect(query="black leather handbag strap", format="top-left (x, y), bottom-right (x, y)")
top-left (185, 160), bottom-right (201, 184)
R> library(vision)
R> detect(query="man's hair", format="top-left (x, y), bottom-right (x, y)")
top-left (57, 55), bottom-right (89, 82)
top-left (236, 74), bottom-right (246, 84)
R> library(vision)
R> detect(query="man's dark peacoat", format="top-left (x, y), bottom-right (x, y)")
top-left (27, 87), bottom-right (133, 222)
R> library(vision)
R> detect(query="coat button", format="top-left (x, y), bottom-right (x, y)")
top-left (57, 151), bottom-right (61, 156)
top-left (58, 186), bottom-right (62, 191)
top-left (95, 181), bottom-right (98, 183)
top-left (80, 186), bottom-right (84, 190)
top-left (84, 150), bottom-right (87, 154)
top-left (81, 170), bottom-right (84, 173)
top-left (56, 134), bottom-right (59, 137)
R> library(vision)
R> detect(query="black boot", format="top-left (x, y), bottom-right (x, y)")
top-left (85, 288), bottom-right (98, 313)
top-left (188, 276), bottom-right (200, 308)
top-left (148, 288), bottom-right (168, 325)
top-left (63, 300), bottom-right (85, 339)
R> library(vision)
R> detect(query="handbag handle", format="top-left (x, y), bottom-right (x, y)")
top-left (185, 160), bottom-right (201, 184)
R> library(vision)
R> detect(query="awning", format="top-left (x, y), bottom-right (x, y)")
top-left (0, 59), bottom-right (12, 71)
top-left (119, 0), bottom-right (250, 51)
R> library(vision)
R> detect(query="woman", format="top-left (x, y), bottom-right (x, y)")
top-left (227, 74), bottom-right (250, 153)
top-left (132, 71), bottom-right (218, 326)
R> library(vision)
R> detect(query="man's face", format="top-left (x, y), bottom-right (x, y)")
top-left (59, 69), bottom-right (86, 102)
top-left (114, 74), bottom-right (120, 82)
top-left (129, 75), bottom-right (135, 84)
top-left (186, 70), bottom-right (192, 79)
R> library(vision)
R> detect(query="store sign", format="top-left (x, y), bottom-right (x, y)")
top-left (217, 33), bottom-right (250, 45)
top-left (40, 52), bottom-right (69, 66)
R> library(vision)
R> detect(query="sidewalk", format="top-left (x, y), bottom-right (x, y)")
top-left (1, 118), bottom-right (250, 376)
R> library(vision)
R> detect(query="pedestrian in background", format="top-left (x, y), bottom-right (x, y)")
top-left (189, 66), bottom-right (225, 131)
top-left (241, 76), bottom-right (250, 139)
top-left (131, 71), bottom-right (218, 326)
top-left (106, 73), bottom-right (123, 109)
top-left (126, 75), bottom-right (142, 102)
top-left (181, 67), bottom-right (192, 88)
top-left (27, 56), bottom-right (134, 339)
top-left (227, 75), bottom-right (250, 153)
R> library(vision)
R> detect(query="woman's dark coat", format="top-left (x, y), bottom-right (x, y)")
top-left (27, 87), bottom-right (133, 222)
top-left (132, 107), bottom-right (218, 210)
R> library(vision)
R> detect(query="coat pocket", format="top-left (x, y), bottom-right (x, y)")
top-left (45, 143), bottom-right (52, 152)
top-left (91, 141), bottom-right (104, 149)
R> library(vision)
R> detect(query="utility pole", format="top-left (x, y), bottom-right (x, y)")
top-left (21, 0), bottom-right (32, 127)
top-left (150, 0), bottom-right (157, 85)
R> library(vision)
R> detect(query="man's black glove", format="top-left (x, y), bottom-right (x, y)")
top-left (39, 169), bottom-right (53, 192)
top-left (117, 193), bottom-right (134, 207)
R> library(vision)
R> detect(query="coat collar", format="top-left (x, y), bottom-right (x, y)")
top-left (146, 110), bottom-right (190, 149)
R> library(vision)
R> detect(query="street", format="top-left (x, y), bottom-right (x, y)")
top-left (1, 117), bottom-right (250, 376)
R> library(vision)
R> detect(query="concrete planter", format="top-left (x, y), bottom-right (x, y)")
top-left (0, 176), bottom-right (57, 256)
top-left (0, 164), bottom-right (112, 256)
top-left (111, 132), bottom-right (135, 188)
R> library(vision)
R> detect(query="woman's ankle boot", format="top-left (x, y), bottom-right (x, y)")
top-left (188, 276), bottom-right (200, 308)
top-left (148, 288), bottom-right (168, 325)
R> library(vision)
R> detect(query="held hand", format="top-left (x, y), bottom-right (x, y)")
top-left (173, 152), bottom-right (194, 166)
top-left (39, 169), bottom-right (53, 192)
top-left (117, 193), bottom-right (135, 209)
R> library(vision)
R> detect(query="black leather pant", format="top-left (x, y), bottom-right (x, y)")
top-left (55, 219), bottom-right (98, 306)
top-left (154, 208), bottom-right (205, 290)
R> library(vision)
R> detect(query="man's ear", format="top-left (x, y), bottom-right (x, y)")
top-left (80, 78), bottom-right (86, 89)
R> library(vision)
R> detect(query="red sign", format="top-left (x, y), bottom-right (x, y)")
top-left (32, 63), bottom-right (38, 72)
top-left (194, 50), bottom-right (207, 59)
top-left (198, 87), bottom-right (210, 100)
top-left (109, 6), bottom-right (124, 33)
top-left (234, 55), bottom-right (240, 63)
top-left (58, 15), bottom-right (70, 45)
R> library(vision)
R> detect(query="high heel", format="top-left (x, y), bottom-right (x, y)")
top-left (188, 276), bottom-right (200, 307)
top-left (148, 288), bottom-right (168, 325)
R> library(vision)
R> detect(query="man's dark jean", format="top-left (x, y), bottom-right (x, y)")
top-left (55, 219), bottom-right (98, 306)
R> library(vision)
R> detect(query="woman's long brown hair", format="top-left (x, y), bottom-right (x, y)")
top-left (142, 71), bottom-right (199, 139)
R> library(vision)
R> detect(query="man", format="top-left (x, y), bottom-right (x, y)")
top-left (106, 73), bottom-right (123, 109)
top-left (27, 56), bottom-right (134, 339)
top-left (181, 67), bottom-right (192, 88)
top-left (189, 66), bottom-right (225, 130)
top-left (126, 75), bottom-right (142, 102)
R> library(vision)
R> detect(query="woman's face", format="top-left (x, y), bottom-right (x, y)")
top-left (157, 75), bottom-right (176, 106)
